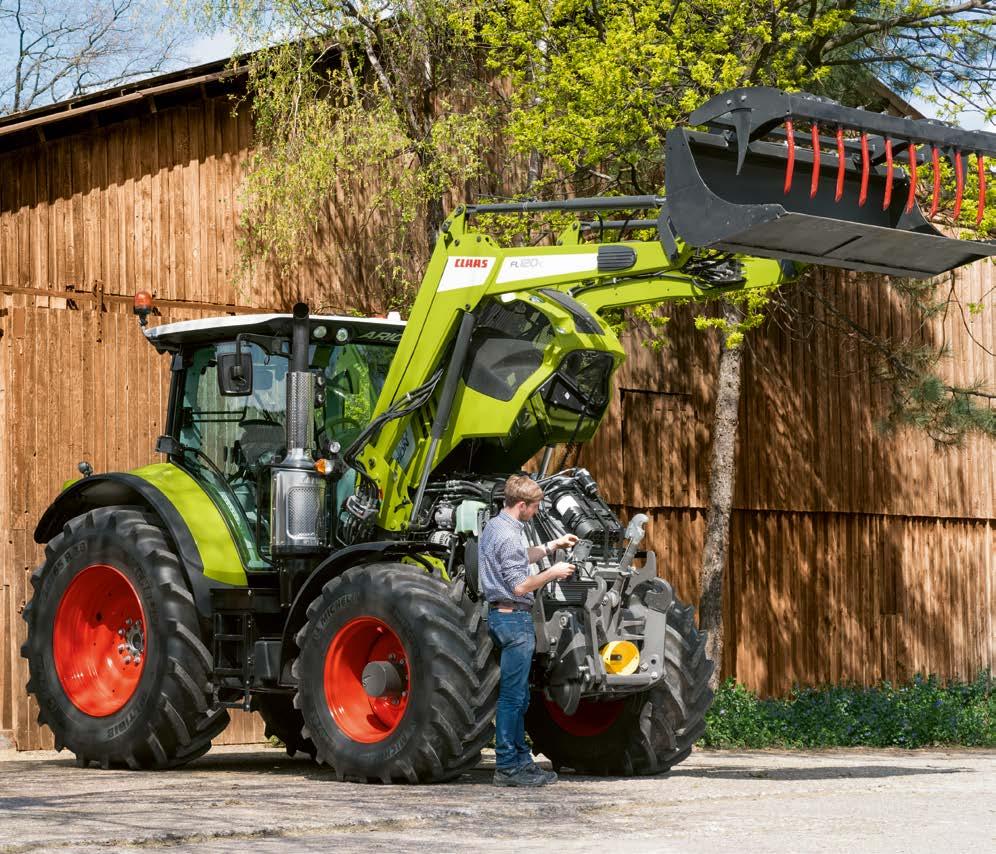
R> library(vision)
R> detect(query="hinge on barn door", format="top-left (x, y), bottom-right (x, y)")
top-left (91, 280), bottom-right (105, 342)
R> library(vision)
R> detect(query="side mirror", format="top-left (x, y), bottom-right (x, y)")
top-left (218, 352), bottom-right (253, 396)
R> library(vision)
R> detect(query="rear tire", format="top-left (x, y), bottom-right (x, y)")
top-left (21, 507), bottom-right (230, 768)
top-left (292, 563), bottom-right (497, 783)
top-left (257, 693), bottom-right (316, 759)
top-left (526, 586), bottom-right (713, 775)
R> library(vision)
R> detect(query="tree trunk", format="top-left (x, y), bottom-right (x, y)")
top-left (425, 194), bottom-right (445, 256)
top-left (698, 300), bottom-right (744, 691)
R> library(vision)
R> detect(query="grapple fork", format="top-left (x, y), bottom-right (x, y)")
top-left (664, 87), bottom-right (996, 279)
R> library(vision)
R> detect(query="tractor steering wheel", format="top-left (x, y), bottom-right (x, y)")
top-left (231, 418), bottom-right (286, 482)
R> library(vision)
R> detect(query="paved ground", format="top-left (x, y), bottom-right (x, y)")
top-left (0, 744), bottom-right (992, 853)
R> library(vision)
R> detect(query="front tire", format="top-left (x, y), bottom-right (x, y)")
top-left (293, 563), bottom-right (497, 783)
top-left (526, 586), bottom-right (713, 775)
top-left (21, 507), bottom-right (229, 768)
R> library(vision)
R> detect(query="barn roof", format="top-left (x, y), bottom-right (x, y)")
top-left (0, 51), bottom-right (925, 153)
top-left (0, 56), bottom-right (248, 150)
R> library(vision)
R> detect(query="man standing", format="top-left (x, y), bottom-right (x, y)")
top-left (479, 474), bottom-right (578, 787)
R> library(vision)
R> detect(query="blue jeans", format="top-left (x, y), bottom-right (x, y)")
top-left (488, 609), bottom-right (536, 771)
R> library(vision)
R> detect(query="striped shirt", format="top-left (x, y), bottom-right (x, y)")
top-left (478, 510), bottom-right (536, 606)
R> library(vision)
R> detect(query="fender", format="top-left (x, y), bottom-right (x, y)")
top-left (278, 540), bottom-right (449, 681)
top-left (34, 466), bottom-right (249, 619)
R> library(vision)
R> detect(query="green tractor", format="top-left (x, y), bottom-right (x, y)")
top-left (23, 89), bottom-right (996, 782)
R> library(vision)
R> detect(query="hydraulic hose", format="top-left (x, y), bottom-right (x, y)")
top-left (409, 311), bottom-right (476, 524)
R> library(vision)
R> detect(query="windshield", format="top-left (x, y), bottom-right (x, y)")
top-left (178, 340), bottom-right (396, 474)
top-left (176, 337), bottom-right (397, 555)
top-left (317, 342), bottom-right (395, 450)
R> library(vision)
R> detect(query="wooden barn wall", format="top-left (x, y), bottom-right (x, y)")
top-left (1, 91), bottom-right (994, 747)
top-left (580, 264), bottom-right (995, 696)
top-left (0, 301), bottom-right (266, 750)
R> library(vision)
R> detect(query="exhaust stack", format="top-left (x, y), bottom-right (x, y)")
top-left (270, 303), bottom-right (326, 560)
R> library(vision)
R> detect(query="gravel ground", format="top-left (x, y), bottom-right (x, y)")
top-left (0, 744), bottom-right (992, 853)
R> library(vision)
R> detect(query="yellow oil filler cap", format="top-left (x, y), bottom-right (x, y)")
top-left (600, 640), bottom-right (640, 675)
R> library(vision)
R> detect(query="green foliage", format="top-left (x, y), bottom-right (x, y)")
top-left (866, 276), bottom-right (996, 442)
top-left (702, 672), bottom-right (996, 748)
top-left (873, 342), bottom-right (996, 442)
top-left (484, 0), bottom-right (848, 195)
top-left (481, 1), bottom-right (996, 371)
top-left (194, 0), bottom-right (495, 302)
top-left (695, 282), bottom-right (783, 350)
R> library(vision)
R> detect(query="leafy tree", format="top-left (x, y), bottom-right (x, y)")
top-left (190, 1), bottom-right (495, 305)
top-left (482, 0), bottom-right (996, 687)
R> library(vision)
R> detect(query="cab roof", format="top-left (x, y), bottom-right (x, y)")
top-left (143, 312), bottom-right (406, 351)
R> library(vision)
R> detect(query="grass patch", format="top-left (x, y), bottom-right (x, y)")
top-left (701, 671), bottom-right (995, 749)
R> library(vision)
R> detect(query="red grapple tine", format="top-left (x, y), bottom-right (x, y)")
top-left (859, 133), bottom-right (869, 207)
top-left (835, 126), bottom-right (846, 202)
top-left (882, 138), bottom-right (893, 210)
top-left (929, 146), bottom-right (941, 219)
top-left (978, 153), bottom-right (987, 226)
top-left (810, 123), bottom-right (821, 198)
top-left (954, 150), bottom-right (964, 219)
top-left (784, 120), bottom-right (795, 194)
top-left (905, 143), bottom-right (917, 214)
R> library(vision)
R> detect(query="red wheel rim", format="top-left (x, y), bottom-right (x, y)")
top-left (324, 617), bottom-right (410, 743)
top-left (53, 564), bottom-right (147, 717)
top-left (544, 697), bottom-right (625, 737)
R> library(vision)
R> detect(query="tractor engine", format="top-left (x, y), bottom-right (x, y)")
top-left (531, 469), bottom-right (673, 715)
top-left (419, 467), bottom-right (674, 716)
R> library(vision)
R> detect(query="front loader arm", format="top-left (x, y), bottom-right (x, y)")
top-left (374, 207), bottom-right (792, 420)
top-left (346, 86), bottom-right (996, 535)
top-left (354, 209), bottom-right (794, 533)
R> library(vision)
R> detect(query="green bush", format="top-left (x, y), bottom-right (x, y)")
top-left (701, 671), bottom-right (995, 748)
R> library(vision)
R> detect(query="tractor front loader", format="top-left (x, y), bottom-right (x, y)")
top-left (22, 88), bottom-right (995, 782)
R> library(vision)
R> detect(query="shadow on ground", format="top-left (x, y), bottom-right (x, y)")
top-left (669, 764), bottom-right (966, 781)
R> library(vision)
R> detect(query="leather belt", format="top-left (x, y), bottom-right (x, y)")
top-left (488, 600), bottom-right (532, 612)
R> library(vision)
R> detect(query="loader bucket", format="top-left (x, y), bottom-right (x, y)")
top-left (664, 87), bottom-right (996, 279)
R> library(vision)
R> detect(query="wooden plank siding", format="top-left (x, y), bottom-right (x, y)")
top-left (0, 88), bottom-right (993, 749)
top-left (0, 299), bottom-right (263, 749)
top-left (580, 263), bottom-right (995, 696)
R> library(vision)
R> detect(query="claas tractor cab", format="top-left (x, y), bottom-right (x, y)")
top-left (22, 88), bottom-right (995, 782)
top-left (154, 314), bottom-right (400, 562)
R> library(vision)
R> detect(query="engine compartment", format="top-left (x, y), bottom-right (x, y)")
top-left (409, 467), bottom-right (673, 713)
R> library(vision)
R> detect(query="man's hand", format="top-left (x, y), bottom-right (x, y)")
top-left (547, 561), bottom-right (575, 581)
top-left (550, 534), bottom-right (579, 551)
top-left (512, 562), bottom-right (575, 597)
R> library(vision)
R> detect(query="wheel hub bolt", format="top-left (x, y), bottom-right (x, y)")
top-left (118, 629), bottom-right (125, 636)
top-left (124, 656), bottom-right (132, 664)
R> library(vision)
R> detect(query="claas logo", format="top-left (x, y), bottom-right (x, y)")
top-left (453, 258), bottom-right (491, 269)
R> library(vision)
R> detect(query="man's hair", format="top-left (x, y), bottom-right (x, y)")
top-left (503, 474), bottom-right (544, 508)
